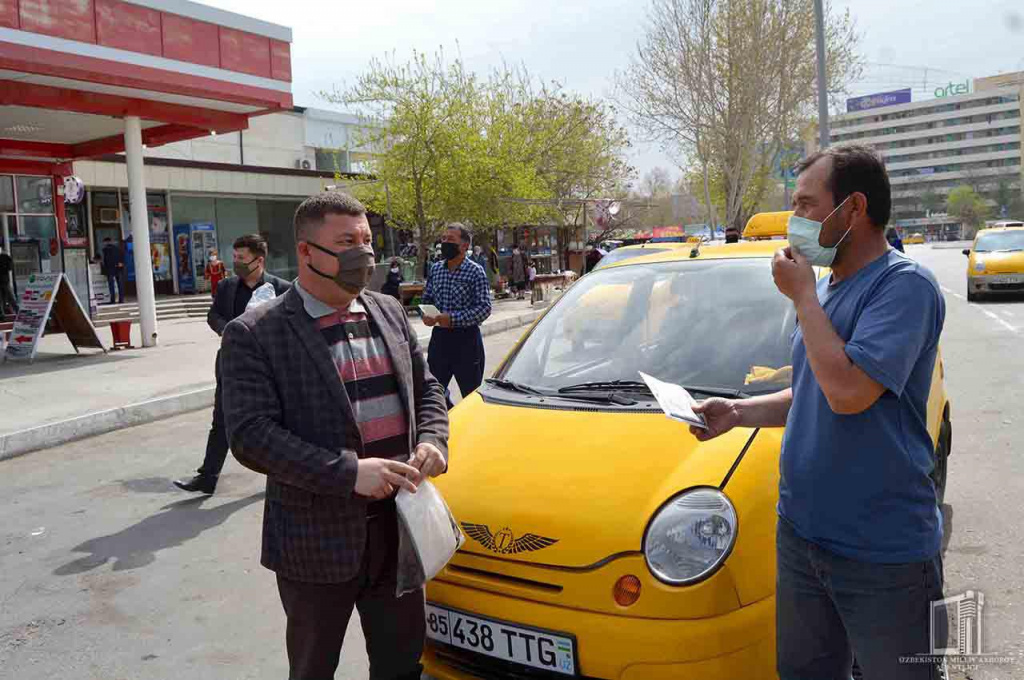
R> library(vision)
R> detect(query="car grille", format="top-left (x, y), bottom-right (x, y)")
top-left (989, 283), bottom-right (1024, 291)
top-left (432, 643), bottom-right (604, 679)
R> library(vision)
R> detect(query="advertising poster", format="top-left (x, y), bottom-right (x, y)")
top-left (4, 273), bottom-right (60, 362)
top-left (174, 224), bottom-right (195, 294)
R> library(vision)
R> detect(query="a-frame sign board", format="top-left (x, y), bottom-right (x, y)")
top-left (3, 273), bottom-right (106, 364)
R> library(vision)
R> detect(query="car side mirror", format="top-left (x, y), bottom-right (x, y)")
top-left (962, 249), bottom-right (971, 256)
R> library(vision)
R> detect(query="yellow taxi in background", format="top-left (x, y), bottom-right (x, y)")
top-left (964, 224), bottom-right (1024, 301)
top-left (904, 232), bottom-right (925, 245)
top-left (422, 219), bottom-right (953, 680)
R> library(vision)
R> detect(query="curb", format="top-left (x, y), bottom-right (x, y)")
top-left (0, 309), bottom-right (546, 462)
top-left (0, 387), bottom-right (215, 463)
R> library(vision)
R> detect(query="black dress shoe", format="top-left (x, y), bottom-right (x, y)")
top-left (173, 474), bottom-right (217, 494)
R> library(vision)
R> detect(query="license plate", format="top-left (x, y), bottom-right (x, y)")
top-left (426, 603), bottom-right (577, 676)
top-left (996, 275), bottom-right (1024, 284)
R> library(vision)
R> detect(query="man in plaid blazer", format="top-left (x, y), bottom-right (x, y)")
top-left (220, 192), bottom-right (449, 680)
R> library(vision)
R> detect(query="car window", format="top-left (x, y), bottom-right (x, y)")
top-left (592, 247), bottom-right (670, 271)
top-left (974, 231), bottom-right (1024, 252)
top-left (501, 258), bottom-right (796, 395)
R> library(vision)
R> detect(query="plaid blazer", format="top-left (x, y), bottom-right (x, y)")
top-left (220, 287), bottom-right (449, 583)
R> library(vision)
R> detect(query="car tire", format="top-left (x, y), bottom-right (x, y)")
top-left (932, 419), bottom-right (951, 506)
top-left (967, 291), bottom-right (978, 303)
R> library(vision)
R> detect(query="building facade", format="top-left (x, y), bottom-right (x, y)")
top-left (829, 73), bottom-right (1024, 238)
top-left (67, 106), bottom-right (381, 297)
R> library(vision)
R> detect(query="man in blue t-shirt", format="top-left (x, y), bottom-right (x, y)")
top-left (692, 145), bottom-right (945, 680)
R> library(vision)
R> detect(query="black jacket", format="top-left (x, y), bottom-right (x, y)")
top-left (101, 243), bottom-right (124, 276)
top-left (208, 273), bottom-right (291, 336)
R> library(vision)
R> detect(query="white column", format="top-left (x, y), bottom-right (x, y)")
top-left (124, 116), bottom-right (158, 347)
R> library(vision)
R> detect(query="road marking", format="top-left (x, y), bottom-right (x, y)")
top-left (941, 286), bottom-right (954, 294)
top-left (980, 308), bottom-right (1017, 332)
top-left (951, 292), bottom-right (964, 300)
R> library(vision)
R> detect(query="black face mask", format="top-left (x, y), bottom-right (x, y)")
top-left (307, 243), bottom-right (375, 294)
top-left (234, 257), bottom-right (261, 278)
top-left (441, 242), bottom-right (461, 261)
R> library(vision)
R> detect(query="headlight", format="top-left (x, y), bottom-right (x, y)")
top-left (643, 487), bottom-right (738, 585)
top-left (974, 261), bottom-right (985, 273)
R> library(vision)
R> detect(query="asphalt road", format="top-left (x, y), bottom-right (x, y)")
top-left (0, 327), bottom-right (526, 680)
top-left (2, 247), bottom-right (1023, 679)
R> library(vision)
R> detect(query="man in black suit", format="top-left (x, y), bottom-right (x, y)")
top-left (100, 237), bottom-right (125, 304)
top-left (0, 245), bottom-right (16, 320)
top-left (220, 192), bottom-right (448, 680)
top-left (174, 234), bottom-right (291, 494)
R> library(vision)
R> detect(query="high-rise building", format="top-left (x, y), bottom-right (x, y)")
top-left (826, 72), bottom-right (1024, 238)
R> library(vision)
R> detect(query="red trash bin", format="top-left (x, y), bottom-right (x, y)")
top-left (110, 319), bottom-right (133, 349)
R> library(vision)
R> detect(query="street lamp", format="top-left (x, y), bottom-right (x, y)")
top-left (814, 0), bottom-right (829, 149)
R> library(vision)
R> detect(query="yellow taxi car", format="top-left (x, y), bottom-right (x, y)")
top-left (963, 224), bottom-right (1024, 302)
top-left (904, 232), bottom-right (925, 245)
top-left (742, 210), bottom-right (792, 240)
top-left (422, 223), bottom-right (953, 680)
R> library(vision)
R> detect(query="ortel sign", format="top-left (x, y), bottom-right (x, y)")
top-left (935, 80), bottom-right (971, 98)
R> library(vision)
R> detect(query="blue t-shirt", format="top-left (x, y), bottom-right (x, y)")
top-left (779, 249), bottom-right (945, 563)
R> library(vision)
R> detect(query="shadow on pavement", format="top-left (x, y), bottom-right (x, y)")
top-left (53, 493), bottom-right (263, 576)
top-left (0, 348), bottom-right (137, 378)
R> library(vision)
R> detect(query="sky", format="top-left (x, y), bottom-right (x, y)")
top-left (206, 0), bottom-right (1024, 184)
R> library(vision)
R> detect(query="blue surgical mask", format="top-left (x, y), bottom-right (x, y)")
top-left (786, 196), bottom-right (853, 267)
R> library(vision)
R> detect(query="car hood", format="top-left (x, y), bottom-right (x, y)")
top-left (972, 251), bottom-right (1024, 274)
top-left (436, 394), bottom-right (756, 568)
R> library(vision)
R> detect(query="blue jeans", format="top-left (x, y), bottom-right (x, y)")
top-left (776, 517), bottom-right (944, 680)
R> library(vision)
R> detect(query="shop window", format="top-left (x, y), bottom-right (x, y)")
top-left (0, 175), bottom-right (13, 212)
top-left (16, 176), bottom-right (53, 214)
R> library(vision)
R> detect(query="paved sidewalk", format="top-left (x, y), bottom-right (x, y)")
top-left (0, 297), bottom-right (548, 460)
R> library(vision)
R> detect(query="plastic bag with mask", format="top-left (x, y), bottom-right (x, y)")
top-left (245, 282), bottom-right (277, 311)
top-left (395, 480), bottom-right (465, 597)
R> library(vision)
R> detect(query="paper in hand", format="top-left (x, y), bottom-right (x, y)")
top-left (639, 372), bottom-right (708, 430)
top-left (418, 304), bottom-right (441, 318)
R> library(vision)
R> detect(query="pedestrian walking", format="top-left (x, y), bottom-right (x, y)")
top-left (219, 191), bottom-right (449, 680)
top-left (422, 223), bottom-right (492, 408)
top-left (691, 145), bottom-right (945, 680)
top-left (205, 251), bottom-right (228, 296)
top-left (527, 259), bottom-right (539, 305)
top-left (100, 237), bottom-right (125, 304)
top-left (511, 245), bottom-right (528, 299)
top-left (381, 257), bottom-right (403, 301)
top-left (173, 234), bottom-right (290, 495)
top-left (0, 245), bottom-right (17, 320)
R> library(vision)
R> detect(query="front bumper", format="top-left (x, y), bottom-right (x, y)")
top-left (422, 580), bottom-right (776, 680)
top-left (968, 274), bottom-right (1024, 295)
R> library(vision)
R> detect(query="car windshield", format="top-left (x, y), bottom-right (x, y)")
top-left (593, 247), bottom-right (670, 271)
top-left (975, 230), bottom-right (1024, 252)
top-left (500, 258), bottom-right (796, 395)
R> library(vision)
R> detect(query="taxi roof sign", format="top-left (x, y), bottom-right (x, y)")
top-left (743, 211), bottom-right (794, 239)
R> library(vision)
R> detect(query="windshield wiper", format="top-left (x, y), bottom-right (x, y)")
top-left (558, 381), bottom-right (750, 399)
top-left (558, 380), bottom-right (653, 394)
top-left (484, 378), bottom-right (545, 395)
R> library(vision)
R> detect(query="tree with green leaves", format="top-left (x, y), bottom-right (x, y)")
top-left (947, 185), bottom-right (990, 238)
top-left (618, 0), bottom-right (861, 231)
top-left (325, 50), bottom-right (633, 270)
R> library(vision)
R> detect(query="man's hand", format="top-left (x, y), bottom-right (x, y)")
top-left (436, 313), bottom-right (453, 329)
top-left (355, 458), bottom-right (419, 499)
top-left (422, 315), bottom-right (437, 328)
top-left (690, 398), bottom-right (743, 442)
top-left (772, 247), bottom-right (817, 305)
top-left (408, 442), bottom-right (446, 484)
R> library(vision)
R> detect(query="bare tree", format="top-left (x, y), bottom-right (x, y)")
top-left (618, 0), bottom-right (861, 230)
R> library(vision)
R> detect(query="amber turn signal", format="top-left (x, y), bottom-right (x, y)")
top-left (613, 575), bottom-right (642, 607)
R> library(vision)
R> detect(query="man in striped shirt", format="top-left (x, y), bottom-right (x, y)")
top-left (422, 223), bottom-right (492, 407)
top-left (220, 192), bottom-right (449, 680)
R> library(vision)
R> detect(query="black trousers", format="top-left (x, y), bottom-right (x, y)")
top-left (275, 510), bottom-right (426, 680)
top-left (427, 326), bottom-right (485, 408)
top-left (0, 279), bottom-right (16, 317)
top-left (198, 353), bottom-right (229, 477)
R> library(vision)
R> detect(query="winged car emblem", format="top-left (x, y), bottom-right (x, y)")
top-left (461, 523), bottom-right (559, 555)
